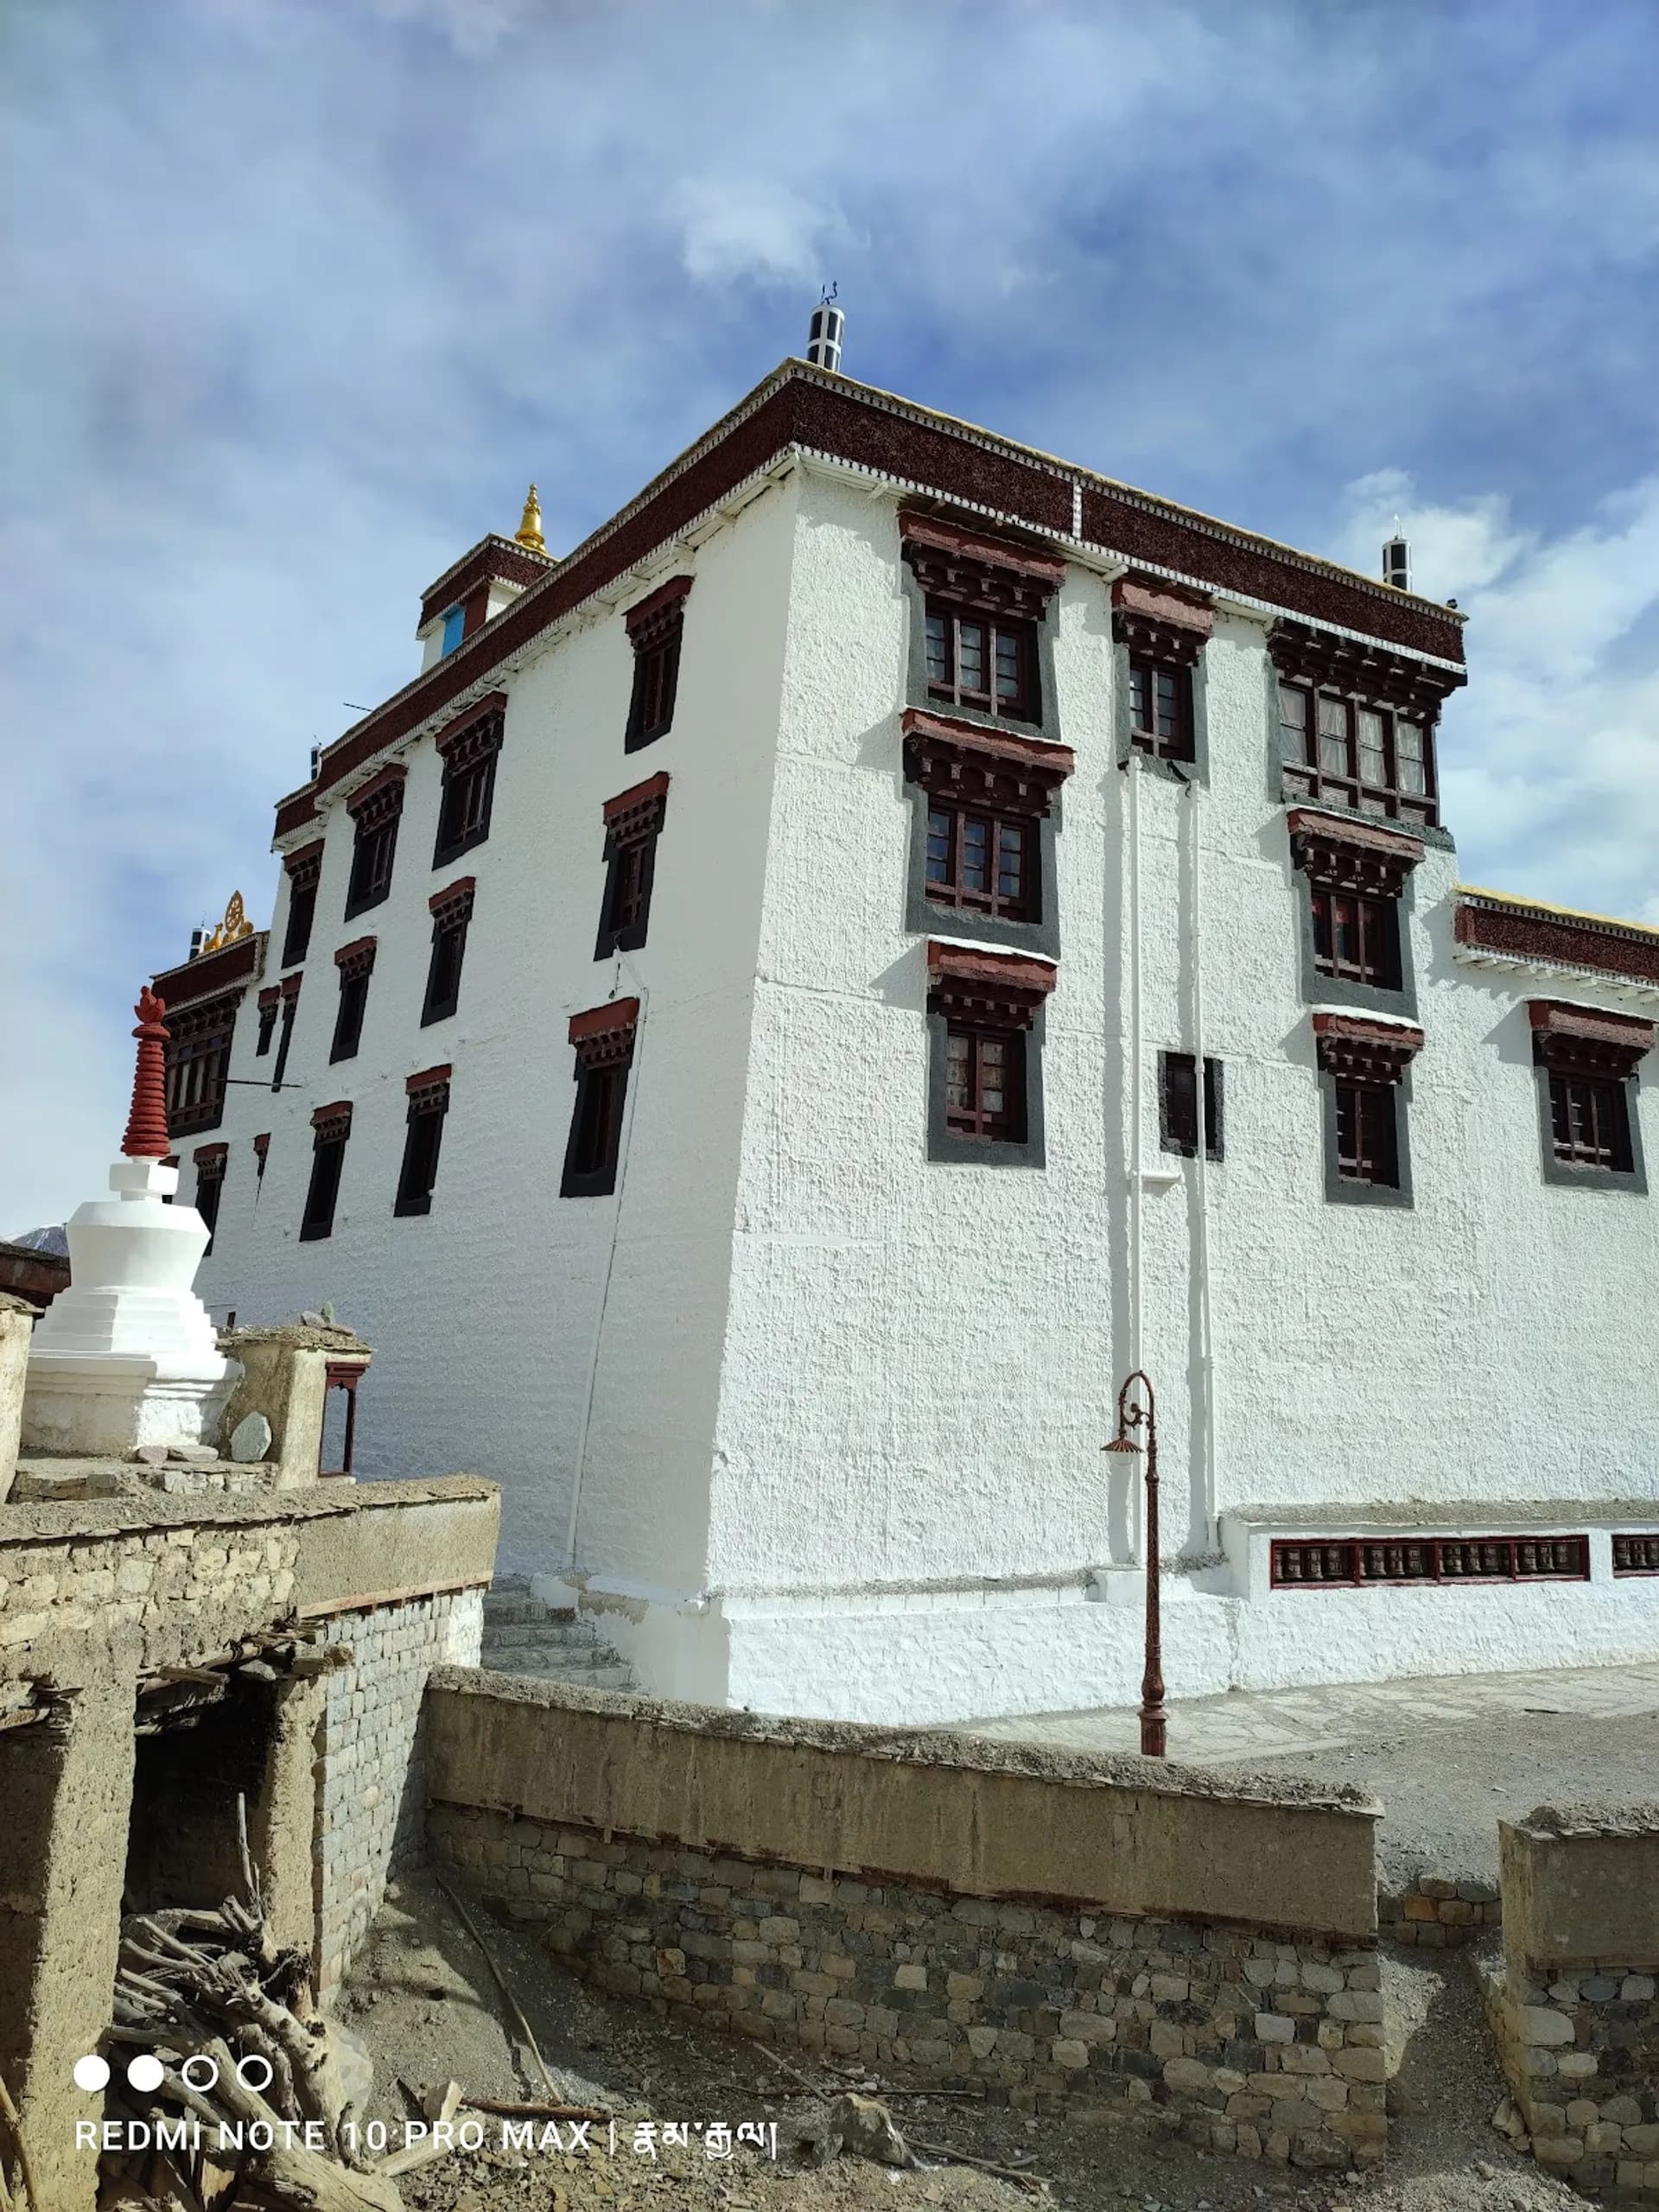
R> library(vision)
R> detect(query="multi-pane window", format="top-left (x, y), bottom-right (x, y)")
top-left (1279, 680), bottom-right (1436, 823)
top-left (1128, 658), bottom-right (1195, 763)
top-left (344, 771), bottom-right (405, 919)
top-left (1160, 1052), bottom-right (1223, 1160)
top-left (163, 990), bottom-right (240, 1137)
top-left (1333, 1079), bottom-right (1399, 1187)
top-left (193, 1145), bottom-right (227, 1255)
top-left (300, 1105), bottom-right (353, 1242)
top-left (624, 578), bottom-right (691, 752)
top-left (432, 703), bottom-right (504, 868)
top-left (562, 999), bottom-right (639, 1198)
top-left (1311, 888), bottom-right (1402, 990)
top-left (1547, 1072), bottom-right (1630, 1170)
top-left (281, 843), bottom-right (322, 965)
top-left (395, 1068), bottom-right (450, 1217)
top-left (423, 879), bottom-right (474, 1026)
top-left (925, 940), bottom-right (1054, 1160)
top-left (255, 989), bottom-right (280, 1057)
top-left (944, 1027), bottom-right (1024, 1142)
top-left (330, 940), bottom-right (376, 1064)
top-left (595, 772), bottom-right (670, 958)
top-left (925, 803), bottom-right (1035, 922)
top-left (1529, 1000), bottom-right (1651, 1184)
top-left (923, 606), bottom-right (1037, 722)
top-left (1313, 1013), bottom-right (1421, 1200)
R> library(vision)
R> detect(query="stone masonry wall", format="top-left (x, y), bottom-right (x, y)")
top-left (1479, 1945), bottom-right (1659, 2197)
top-left (429, 1802), bottom-right (1389, 2173)
top-left (315, 1586), bottom-right (482, 1993)
top-left (1378, 1869), bottom-right (1501, 1948)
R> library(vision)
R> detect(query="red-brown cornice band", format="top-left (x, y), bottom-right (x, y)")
top-left (1456, 896), bottom-right (1659, 989)
top-left (151, 929), bottom-right (266, 1014)
top-left (276, 368), bottom-right (1466, 843)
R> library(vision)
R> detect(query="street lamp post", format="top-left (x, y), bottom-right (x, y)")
top-left (1102, 1370), bottom-right (1166, 1758)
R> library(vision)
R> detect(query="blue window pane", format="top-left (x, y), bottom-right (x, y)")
top-left (441, 606), bottom-right (466, 657)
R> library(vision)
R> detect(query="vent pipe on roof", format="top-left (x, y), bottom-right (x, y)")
top-left (806, 285), bottom-right (843, 373)
top-left (1382, 518), bottom-right (1411, 593)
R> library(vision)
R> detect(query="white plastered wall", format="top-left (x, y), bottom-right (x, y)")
top-left (194, 474), bottom-right (802, 1623)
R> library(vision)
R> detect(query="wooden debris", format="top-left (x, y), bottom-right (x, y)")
top-left (433, 1871), bottom-right (563, 2104)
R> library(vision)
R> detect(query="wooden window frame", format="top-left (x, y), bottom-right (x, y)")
top-left (163, 989), bottom-right (241, 1138)
top-left (1289, 810), bottom-right (1421, 1018)
top-left (624, 578), bottom-right (692, 753)
top-left (329, 938), bottom-right (377, 1064)
top-left (281, 842), bottom-right (323, 966)
top-left (300, 1103), bottom-right (353, 1243)
top-left (925, 941), bottom-right (1055, 1167)
top-left (1269, 620), bottom-right (1460, 831)
top-left (395, 1065), bottom-right (450, 1217)
top-left (901, 513), bottom-right (1063, 738)
top-left (1112, 575), bottom-right (1213, 774)
top-left (193, 1143), bottom-right (227, 1255)
top-left (432, 697), bottom-right (505, 868)
top-left (1313, 1014), bottom-right (1421, 1205)
top-left (1529, 1001), bottom-right (1651, 1191)
top-left (595, 773), bottom-right (669, 959)
top-left (902, 710), bottom-right (1071, 958)
top-left (343, 767), bottom-right (406, 921)
top-left (1160, 1052), bottom-right (1223, 1161)
top-left (270, 974), bottom-right (301, 1093)
top-left (562, 999), bottom-right (639, 1198)
top-left (255, 988), bottom-right (280, 1057)
top-left (253, 1132), bottom-right (270, 1185)
top-left (422, 878), bottom-right (475, 1027)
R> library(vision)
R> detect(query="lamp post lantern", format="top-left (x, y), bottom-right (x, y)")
top-left (1103, 1370), bottom-right (1166, 1758)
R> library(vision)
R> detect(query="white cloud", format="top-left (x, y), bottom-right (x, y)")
top-left (676, 178), bottom-right (843, 287)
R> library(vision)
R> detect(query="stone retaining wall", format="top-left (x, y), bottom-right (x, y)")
top-left (1378, 1871), bottom-right (1501, 1948)
top-left (315, 1586), bottom-right (483, 1993)
top-left (429, 1803), bottom-right (1388, 2171)
top-left (1481, 1805), bottom-right (1659, 2202)
top-left (423, 1674), bottom-right (1385, 2171)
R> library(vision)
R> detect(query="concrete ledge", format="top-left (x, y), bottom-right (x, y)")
top-left (426, 1669), bottom-right (1379, 1940)
top-left (1501, 1802), bottom-right (1659, 1973)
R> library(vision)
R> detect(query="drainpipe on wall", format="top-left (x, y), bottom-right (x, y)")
top-left (1188, 777), bottom-right (1217, 1552)
top-left (1124, 753), bottom-right (1144, 1567)
top-left (563, 969), bottom-right (648, 1573)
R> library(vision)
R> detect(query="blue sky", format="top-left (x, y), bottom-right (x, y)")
top-left (5, 0), bottom-right (1659, 1231)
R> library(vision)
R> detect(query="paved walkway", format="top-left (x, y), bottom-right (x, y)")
top-left (963, 1657), bottom-right (1659, 1764)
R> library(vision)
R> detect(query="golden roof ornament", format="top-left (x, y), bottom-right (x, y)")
top-left (514, 483), bottom-right (547, 556)
top-left (203, 891), bottom-right (254, 955)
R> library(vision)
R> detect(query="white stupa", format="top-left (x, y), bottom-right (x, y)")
top-left (22, 988), bottom-right (231, 1455)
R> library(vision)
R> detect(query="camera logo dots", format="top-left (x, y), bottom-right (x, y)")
top-left (74, 2050), bottom-right (275, 2093)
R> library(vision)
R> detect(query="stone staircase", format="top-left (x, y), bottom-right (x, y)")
top-left (477, 1579), bottom-right (636, 1690)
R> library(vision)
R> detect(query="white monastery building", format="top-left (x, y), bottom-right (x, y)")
top-left (156, 343), bottom-right (1659, 1724)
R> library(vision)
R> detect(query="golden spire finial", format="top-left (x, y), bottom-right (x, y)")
top-left (515, 482), bottom-right (547, 556)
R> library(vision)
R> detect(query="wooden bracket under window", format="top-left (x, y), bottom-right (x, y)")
top-left (1312, 1012), bottom-right (1424, 1083)
top-left (434, 693), bottom-right (507, 769)
top-left (334, 937), bottom-right (378, 980)
top-left (901, 709), bottom-right (1072, 817)
top-left (925, 941), bottom-right (1057, 1029)
top-left (192, 1142), bottom-right (228, 1178)
top-left (279, 971), bottom-right (303, 1000)
top-left (1111, 572), bottom-right (1214, 664)
top-left (310, 1100), bottom-right (353, 1141)
top-left (900, 512), bottom-right (1064, 620)
top-left (429, 876), bottom-right (476, 924)
top-left (345, 762), bottom-right (407, 823)
top-left (602, 770), bottom-right (671, 846)
top-left (405, 1063), bottom-right (452, 1113)
top-left (569, 995), bottom-right (641, 1070)
top-left (1268, 620), bottom-right (1465, 718)
top-left (624, 575), bottom-right (693, 653)
top-left (283, 840), bottom-right (325, 887)
top-left (1288, 809), bottom-right (1424, 897)
top-left (1529, 1000), bottom-right (1656, 1077)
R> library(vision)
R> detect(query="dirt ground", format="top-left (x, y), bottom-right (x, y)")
top-left (341, 1873), bottom-right (1586, 2212)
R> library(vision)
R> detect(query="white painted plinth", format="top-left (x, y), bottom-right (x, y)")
top-left (22, 1156), bottom-right (230, 1455)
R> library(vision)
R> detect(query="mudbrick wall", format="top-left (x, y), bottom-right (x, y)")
top-left (315, 1586), bottom-right (483, 1994)
top-left (1480, 1804), bottom-right (1659, 2200)
top-left (423, 1674), bottom-right (1385, 2173)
